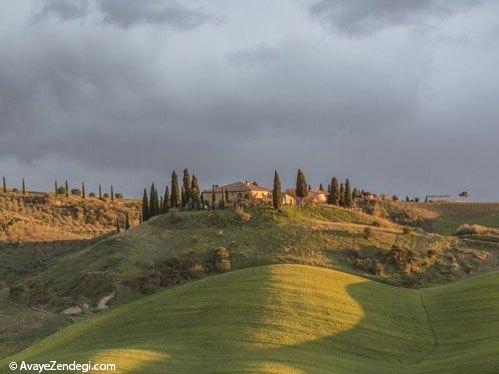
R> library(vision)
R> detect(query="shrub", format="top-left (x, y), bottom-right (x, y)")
top-left (88, 192), bottom-right (96, 197)
top-left (103, 193), bottom-right (110, 199)
top-left (12, 188), bottom-right (18, 193)
top-left (207, 247), bottom-right (231, 272)
top-left (402, 227), bottom-right (411, 235)
top-left (71, 188), bottom-right (81, 196)
top-left (115, 193), bottom-right (123, 199)
top-left (57, 186), bottom-right (67, 195)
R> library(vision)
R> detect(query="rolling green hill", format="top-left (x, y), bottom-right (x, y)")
top-left (7, 205), bottom-right (497, 313)
top-left (3, 265), bottom-right (498, 373)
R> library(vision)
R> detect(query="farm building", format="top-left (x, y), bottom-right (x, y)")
top-left (201, 180), bottom-right (295, 207)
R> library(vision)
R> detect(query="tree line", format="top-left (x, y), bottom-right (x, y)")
top-left (142, 169), bottom-right (202, 221)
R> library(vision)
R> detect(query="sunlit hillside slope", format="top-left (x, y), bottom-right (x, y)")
top-left (3, 265), bottom-right (498, 373)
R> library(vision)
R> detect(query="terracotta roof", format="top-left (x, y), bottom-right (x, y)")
top-left (202, 180), bottom-right (271, 194)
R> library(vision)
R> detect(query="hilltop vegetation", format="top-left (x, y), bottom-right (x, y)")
top-left (3, 265), bottom-right (497, 373)
top-left (0, 191), bottom-right (140, 242)
top-left (4, 205), bottom-right (496, 313)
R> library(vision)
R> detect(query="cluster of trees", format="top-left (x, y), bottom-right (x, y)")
top-left (54, 180), bottom-right (120, 201)
top-left (142, 169), bottom-right (202, 221)
top-left (326, 176), bottom-right (356, 208)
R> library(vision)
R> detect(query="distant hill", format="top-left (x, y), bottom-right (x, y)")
top-left (0, 191), bottom-right (141, 242)
top-left (3, 265), bottom-right (497, 373)
top-left (378, 201), bottom-right (499, 235)
top-left (4, 205), bottom-right (496, 313)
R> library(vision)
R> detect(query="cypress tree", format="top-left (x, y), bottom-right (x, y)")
top-left (319, 183), bottom-right (324, 191)
top-left (220, 188), bottom-right (226, 209)
top-left (170, 171), bottom-right (180, 209)
top-left (65, 180), bottom-right (69, 197)
top-left (125, 213), bottom-right (130, 230)
top-left (329, 177), bottom-right (339, 205)
top-left (82, 182), bottom-right (86, 199)
top-left (98, 184), bottom-right (102, 199)
top-left (142, 188), bottom-right (149, 221)
top-left (159, 196), bottom-right (164, 214)
top-left (344, 179), bottom-right (352, 207)
top-left (182, 169), bottom-right (191, 208)
top-left (190, 175), bottom-right (201, 209)
top-left (55, 181), bottom-right (58, 196)
top-left (22, 178), bottom-right (26, 195)
top-left (339, 183), bottom-right (345, 207)
top-left (211, 185), bottom-right (216, 208)
top-left (111, 185), bottom-right (114, 201)
top-left (295, 169), bottom-right (308, 205)
top-left (149, 183), bottom-right (159, 217)
top-left (163, 185), bottom-right (170, 213)
top-left (352, 188), bottom-right (358, 202)
top-left (272, 170), bottom-right (282, 210)
top-left (181, 186), bottom-right (186, 209)
top-left (2, 177), bottom-right (6, 193)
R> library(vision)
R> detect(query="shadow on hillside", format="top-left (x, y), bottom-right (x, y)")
top-left (75, 268), bottom-right (437, 373)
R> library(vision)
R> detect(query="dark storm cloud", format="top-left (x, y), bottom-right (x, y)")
top-left (1, 1), bottom-right (499, 199)
top-left (307, 0), bottom-right (479, 35)
top-left (37, 0), bottom-right (219, 29)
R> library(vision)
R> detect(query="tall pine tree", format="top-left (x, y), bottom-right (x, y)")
top-left (272, 170), bottom-right (282, 210)
top-left (329, 177), bottom-right (340, 205)
top-left (22, 178), bottom-right (26, 195)
top-left (82, 182), bottom-right (85, 199)
top-left (211, 185), bottom-right (216, 208)
top-left (295, 169), bottom-right (308, 205)
top-left (170, 171), bottom-right (180, 209)
top-left (190, 175), bottom-right (201, 210)
top-left (149, 183), bottom-right (160, 217)
top-left (55, 181), bottom-right (58, 196)
top-left (142, 188), bottom-right (149, 221)
top-left (65, 180), bottom-right (69, 197)
top-left (163, 185), bottom-right (170, 213)
top-left (344, 179), bottom-right (352, 207)
top-left (339, 182), bottom-right (345, 207)
top-left (2, 177), bottom-right (6, 193)
top-left (182, 169), bottom-right (191, 208)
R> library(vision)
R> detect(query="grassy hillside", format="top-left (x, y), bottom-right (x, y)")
top-left (0, 191), bottom-right (140, 242)
top-left (7, 205), bottom-right (497, 312)
top-left (0, 300), bottom-right (68, 359)
top-left (380, 201), bottom-right (499, 235)
top-left (3, 265), bottom-right (497, 373)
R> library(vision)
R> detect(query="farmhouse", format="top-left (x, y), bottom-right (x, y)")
top-left (305, 189), bottom-right (327, 204)
top-left (201, 180), bottom-right (295, 206)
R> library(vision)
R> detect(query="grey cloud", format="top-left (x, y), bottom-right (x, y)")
top-left (1, 1), bottom-right (499, 200)
top-left (37, 0), bottom-right (89, 21)
top-left (307, 0), bottom-right (479, 35)
top-left (98, 0), bottom-right (219, 29)
top-left (37, 0), bottom-right (219, 29)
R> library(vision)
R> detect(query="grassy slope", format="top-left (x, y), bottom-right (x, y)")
top-left (383, 201), bottom-right (499, 235)
top-left (9, 207), bottom-right (480, 309)
top-left (0, 191), bottom-right (140, 242)
top-left (13, 206), bottom-right (497, 311)
top-left (3, 265), bottom-right (497, 373)
top-left (0, 300), bottom-right (68, 359)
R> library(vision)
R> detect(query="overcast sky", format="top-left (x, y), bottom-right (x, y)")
top-left (1, 0), bottom-right (498, 199)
